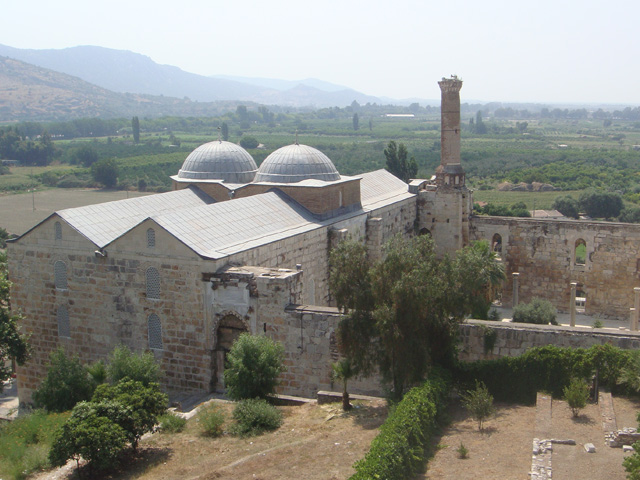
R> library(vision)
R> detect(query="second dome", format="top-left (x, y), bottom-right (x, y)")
top-left (254, 144), bottom-right (341, 183)
top-left (177, 140), bottom-right (257, 183)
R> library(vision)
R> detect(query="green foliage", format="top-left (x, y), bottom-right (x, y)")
top-left (106, 344), bottom-right (160, 386)
top-left (384, 140), bottom-right (418, 183)
top-left (578, 189), bottom-right (623, 219)
top-left (618, 350), bottom-right (640, 392)
top-left (333, 236), bottom-right (503, 400)
top-left (552, 195), bottom-right (580, 219)
top-left (473, 201), bottom-right (531, 217)
top-left (332, 357), bottom-right (356, 411)
top-left (455, 344), bottom-right (630, 404)
top-left (221, 122), bottom-right (229, 141)
top-left (350, 370), bottom-right (450, 480)
top-left (563, 378), bottom-right (589, 417)
top-left (92, 379), bottom-right (167, 449)
top-left (512, 298), bottom-right (558, 325)
top-left (457, 442), bottom-right (469, 459)
top-left (86, 360), bottom-right (107, 385)
top-left (461, 381), bottom-right (494, 430)
top-left (593, 319), bottom-right (604, 329)
top-left (352, 113), bottom-right (359, 131)
top-left (72, 144), bottom-right (99, 167)
top-left (91, 157), bottom-right (119, 188)
top-left (482, 326), bottom-right (497, 353)
top-left (132, 116), bottom-right (140, 144)
top-left (197, 403), bottom-right (225, 437)
top-left (619, 206), bottom-right (640, 224)
top-left (223, 333), bottom-right (285, 401)
top-left (49, 401), bottom-right (128, 472)
top-left (231, 398), bottom-right (283, 437)
top-left (32, 348), bottom-right (95, 412)
top-left (623, 412), bottom-right (640, 479)
top-left (158, 412), bottom-right (187, 433)
top-left (239, 135), bottom-right (259, 149)
top-left (0, 409), bottom-right (69, 480)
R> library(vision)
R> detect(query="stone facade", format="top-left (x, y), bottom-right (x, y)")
top-left (471, 216), bottom-right (640, 318)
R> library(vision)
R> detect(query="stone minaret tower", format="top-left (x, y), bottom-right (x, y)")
top-left (416, 76), bottom-right (471, 255)
top-left (435, 76), bottom-right (465, 188)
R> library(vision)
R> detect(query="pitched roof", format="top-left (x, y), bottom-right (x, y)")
top-left (359, 169), bottom-right (414, 209)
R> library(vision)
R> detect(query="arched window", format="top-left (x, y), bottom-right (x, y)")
top-left (576, 287), bottom-right (586, 313)
top-left (146, 267), bottom-right (160, 299)
top-left (148, 314), bottom-right (163, 350)
top-left (492, 233), bottom-right (503, 259)
top-left (54, 221), bottom-right (62, 241)
top-left (575, 239), bottom-right (586, 265)
top-left (419, 227), bottom-right (431, 236)
top-left (54, 261), bottom-right (67, 290)
top-left (57, 305), bottom-right (70, 338)
top-left (147, 228), bottom-right (155, 248)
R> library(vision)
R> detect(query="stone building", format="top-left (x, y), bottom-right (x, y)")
top-left (11, 76), bottom-right (640, 404)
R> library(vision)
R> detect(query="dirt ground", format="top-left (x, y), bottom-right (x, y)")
top-left (35, 399), bottom-right (387, 480)
top-left (422, 396), bottom-right (640, 480)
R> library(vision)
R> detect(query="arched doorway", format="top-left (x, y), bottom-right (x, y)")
top-left (212, 313), bottom-right (248, 391)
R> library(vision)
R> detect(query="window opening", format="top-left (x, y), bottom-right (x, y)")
top-left (54, 261), bottom-right (68, 290)
top-left (54, 222), bottom-right (62, 241)
top-left (575, 239), bottom-right (586, 265)
top-left (146, 267), bottom-right (160, 299)
top-left (147, 228), bottom-right (155, 248)
top-left (57, 305), bottom-right (70, 338)
top-left (148, 314), bottom-right (163, 350)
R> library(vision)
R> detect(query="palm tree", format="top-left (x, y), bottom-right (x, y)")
top-left (332, 358), bottom-right (356, 411)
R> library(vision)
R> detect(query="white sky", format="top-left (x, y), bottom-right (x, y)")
top-left (2, 0), bottom-right (639, 104)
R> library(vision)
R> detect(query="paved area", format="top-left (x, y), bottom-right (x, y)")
top-left (493, 305), bottom-right (630, 331)
top-left (0, 378), bottom-right (19, 420)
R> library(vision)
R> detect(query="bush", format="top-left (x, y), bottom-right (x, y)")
top-left (91, 158), bottom-right (119, 188)
top-left (92, 379), bottom-right (167, 449)
top-left (231, 399), bottom-right (283, 437)
top-left (49, 402), bottom-right (128, 473)
top-left (350, 370), bottom-right (450, 480)
top-left (512, 298), bottom-right (557, 325)
top-left (223, 333), bottom-right (285, 401)
top-left (239, 136), bottom-right (259, 149)
top-left (457, 442), bottom-right (469, 459)
top-left (623, 413), bottom-right (640, 479)
top-left (455, 344), bottom-right (630, 404)
top-left (197, 403), bottom-right (225, 437)
top-left (158, 413), bottom-right (186, 434)
top-left (461, 381), bottom-right (494, 431)
top-left (32, 348), bottom-right (95, 412)
top-left (563, 378), bottom-right (589, 417)
top-left (106, 344), bottom-right (160, 386)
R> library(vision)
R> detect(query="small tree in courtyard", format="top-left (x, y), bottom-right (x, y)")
top-left (223, 333), bottom-right (285, 400)
top-left (461, 381), bottom-right (494, 431)
top-left (332, 358), bottom-right (356, 411)
top-left (512, 298), bottom-right (558, 325)
top-left (563, 377), bottom-right (589, 417)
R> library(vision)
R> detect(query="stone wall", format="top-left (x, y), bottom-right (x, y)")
top-left (458, 320), bottom-right (640, 362)
top-left (471, 216), bottom-right (640, 318)
top-left (418, 187), bottom-right (472, 256)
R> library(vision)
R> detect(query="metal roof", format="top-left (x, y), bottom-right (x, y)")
top-left (359, 170), bottom-right (414, 209)
top-left (58, 187), bottom-right (214, 247)
top-left (177, 140), bottom-right (257, 183)
top-left (254, 144), bottom-right (341, 183)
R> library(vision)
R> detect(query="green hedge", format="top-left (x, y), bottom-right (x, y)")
top-left (454, 344), bottom-right (631, 404)
top-left (350, 369), bottom-right (450, 480)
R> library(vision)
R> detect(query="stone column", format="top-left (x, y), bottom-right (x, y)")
top-left (570, 282), bottom-right (577, 327)
top-left (634, 288), bottom-right (640, 331)
top-left (630, 308), bottom-right (637, 332)
top-left (512, 272), bottom-right (519, 309)
top-left (435, 76), bottom-right (465, 187)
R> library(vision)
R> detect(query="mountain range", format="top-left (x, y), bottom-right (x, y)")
top-left (0, 44), bottom-right (389, 121)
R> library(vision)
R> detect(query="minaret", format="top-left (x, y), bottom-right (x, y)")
top-left (435, 76), bottom-right (465, 188)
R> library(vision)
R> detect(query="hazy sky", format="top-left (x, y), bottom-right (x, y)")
top-left (2, 0), bottom-right (639, 104)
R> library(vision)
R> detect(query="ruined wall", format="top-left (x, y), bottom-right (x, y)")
top-left (458, 320), bottom-right (640, 362)
top-left (418, 188), bottom-right (472, 255)
top-left (471, 216), bottom-right (640, 318)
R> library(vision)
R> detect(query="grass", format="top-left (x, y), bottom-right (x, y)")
top-left (0, 409), bottom-right (70, 480)
top-left (472, 190), bottom-right (586, 210)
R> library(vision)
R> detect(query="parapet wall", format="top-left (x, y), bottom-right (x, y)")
top-left (470, 216), bottom-right (640, 318)
top-left (459, 320), bottom-right (640, 362)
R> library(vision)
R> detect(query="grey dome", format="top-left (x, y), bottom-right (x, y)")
top-left (254, 144), bottom-right (341, 183)
top-left (177, 141), bottom-right (257, 183)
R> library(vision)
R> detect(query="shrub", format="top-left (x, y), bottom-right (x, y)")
top-left (563, 378), bottom-right (589, 417)
top-left (231, 398), bottom-right (283, 437)
top-left (106, 344), bottom-right (160, 386)
top-left (623, 412), bottom-right (640, 479)
top-left (49, 402), bottom-right (128, 473)
top-left (350, 369), bottom-right (450, 480)
top-left (512, 298), bottom-right (558, 325)
top-left (461, 381), bottom-right (494, 431)
top-left (223, 333), bottom-right (285, 401)
top-left (32, 348), bottom-right (95, 412)
top-left (457, 442), bottom-right (469, 459)
top-left (239, 136), bottom-right (259, 149)
top-left (92, 379), bottom-right (167, 449)
top-left (197, 403), bottom-right (225, 437)
top-left (158, 413), bottom-right (186, 434)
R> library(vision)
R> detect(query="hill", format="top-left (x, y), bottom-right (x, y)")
top-left (0, 56), bottom-right (252, 121)
top-left (0, 44), bottom-right (381, 108)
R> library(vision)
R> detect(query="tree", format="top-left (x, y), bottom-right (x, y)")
top-left (239, 135), bottom-right (259, 149)
top-left (221, 122), bottom-right (229, 141)
top-left (73, 144), bottom-right (99, 167)
top-left (332, 358), bottom-right (356, 411)
top-left (92, 379), bottom-right (167, 449)
top-left (384, 140), bottom-right (418, 183)
top-left (623, 413), bottom-right (640, 479)
top-left (512, 298), bottom-right (558, 325)
top-left (563, 377), bottom-right (589, 417)
top-left (368, 117), bottom-right (373, 131)
top-left (579, 189), bottom-right (623, 219)
top-left (475, 111), bottom-right (487, 134)
top-left (461, 381), bottom-right (494, 431)
top-left (331, 235), bottom-right (499, 400)
top-left (223, 333), bottom-right (285, 401)
top-left (552, 195), bottom-right (580, 219)
top-left (32, 348), bottom-right (95, 412)
top-left (49, 401), bottom-right (128, 473)
top-left (91, 158), bottom-right (118, 188)
top-left (131, 116), bottom-right (140, 144)
top-left (106, 344), bottom-right (160, 386)
top-left (352, 113), bottom-right (359, 131)
top-left (0, 252), bottom-right (29, 391)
